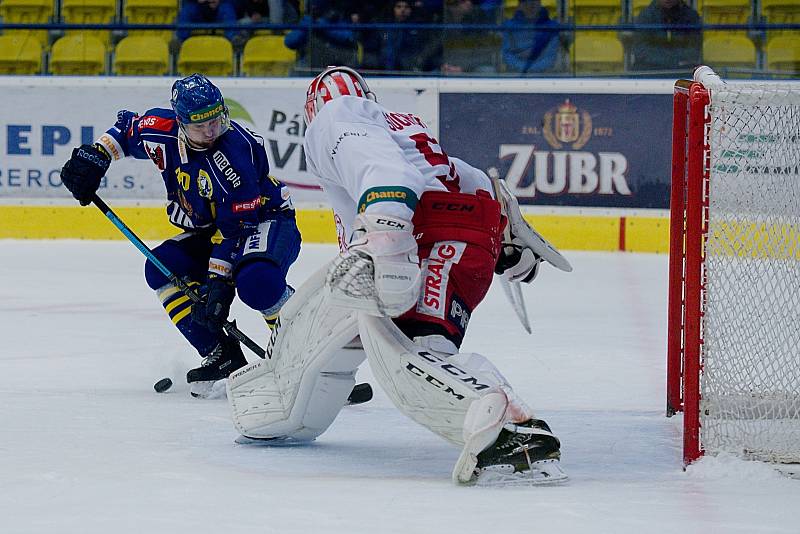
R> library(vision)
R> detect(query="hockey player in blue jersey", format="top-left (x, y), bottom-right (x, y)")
top-left (60, 74), bottom-right (301, 398)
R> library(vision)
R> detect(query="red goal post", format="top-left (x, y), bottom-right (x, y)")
top-left (667, 77), bottom-right (709, 466)
top-left (667, 67), bottom-right (800, 467)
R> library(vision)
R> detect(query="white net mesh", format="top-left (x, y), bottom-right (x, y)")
top-left (700, 83), bottom-right (800, 463)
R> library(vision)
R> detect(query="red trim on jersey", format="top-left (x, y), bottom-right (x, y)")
top-left (138, 115), bottom-right (175, 133)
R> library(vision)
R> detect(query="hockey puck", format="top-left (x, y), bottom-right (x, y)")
top-left (154, 377), bottom-right (173, 393)
top-left (346, 382), bottom-right (373, 405)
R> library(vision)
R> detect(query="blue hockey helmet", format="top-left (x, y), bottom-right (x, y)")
top-left (171, 73), bottom-right (230, 147)
top-left (171, 73), bottom-right (228, 124)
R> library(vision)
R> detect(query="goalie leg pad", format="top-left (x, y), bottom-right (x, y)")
top-left (358, 316), bottom-right (533, 449)
top-left (226, 262), bottom-right (364, 441)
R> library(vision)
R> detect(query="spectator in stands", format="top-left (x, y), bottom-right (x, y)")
top-left (628, 0), bottom-right (702, 73)
top-left (415, 0), bottom-right (443, 21)
top-left (177, 0), bottom-right (239, 42)
top-left (241, 0), bottom-right (301, 24)
top-left (234, 0), bottom-right (299, 42)
top-left (476, 0), bottom-right (503, 21)
top-left (284, 0), bottom-right (358, 69)
top-left (442, 0), bottom-right (497, 74)
top-left (236, 0), bottom-right (270, 23)
top-left (379, 0), bottom-right (443, 72)
top-left (340, 0), bottom-right (387, 70)
top-left (501, 0), bottom-right (562, 74)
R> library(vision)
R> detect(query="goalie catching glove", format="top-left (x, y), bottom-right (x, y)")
top-left (60, 143), bottom-right (111, 206)
top-left (327, 213), bottom-right (420, 317)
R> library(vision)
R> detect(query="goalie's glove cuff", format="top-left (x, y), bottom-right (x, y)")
top-left (328, 213), bottom-right (421, 317)
top-left (495, 241), bottom-right (542, 284)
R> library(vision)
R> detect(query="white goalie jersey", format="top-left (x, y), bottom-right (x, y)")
top-left (302, 95), bottom-right (494, 246)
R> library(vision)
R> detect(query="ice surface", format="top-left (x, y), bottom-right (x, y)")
top-left (1, 241), bottom-right (798, 533)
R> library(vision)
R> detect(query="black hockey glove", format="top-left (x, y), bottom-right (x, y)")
top-left (60, 144), bottom-right (111, 206)
top-left (192, 275), bottom-right (236, 333)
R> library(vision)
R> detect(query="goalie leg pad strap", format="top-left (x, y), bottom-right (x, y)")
top-left (452, 390), bottom-right (509, 484)
top-left (226, 262), bottom-right (363, 440)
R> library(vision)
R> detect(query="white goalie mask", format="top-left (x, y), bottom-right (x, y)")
top-left (304, 66), bottom-right (377, 126)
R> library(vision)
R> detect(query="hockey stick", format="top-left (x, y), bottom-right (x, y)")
top-left (488, 170), bottom-right (572, 334)
top-left (92, 195), bottom-right (374, 405)
top-left (91, 194), bottom-right (266, 358)
top-left (499, 275), bottom-right (532, 334)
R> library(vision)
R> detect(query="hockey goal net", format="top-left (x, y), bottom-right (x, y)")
top-left (667, 67), bottom-right (800, 466)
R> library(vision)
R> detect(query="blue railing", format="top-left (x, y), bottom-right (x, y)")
top-left (0, 20), bottom-right (798, 78)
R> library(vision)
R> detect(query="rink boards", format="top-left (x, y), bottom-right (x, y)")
top-left (0, 76), bottom-right (675, 253)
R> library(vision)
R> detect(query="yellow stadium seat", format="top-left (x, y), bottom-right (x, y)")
top-left (113, 35), bottom-right (169, 75)
top-left (766, 35), bottom-right (800, 75)
top-left (0, 0), bottom-right (53, 48)
top-left (124, 0), bottom-right (177, 44)
top-left (504, 0), bottom-right (559, 20)
top-left (696, 0), bottom-right (751, 24)
top-left (631, 0), bottom-right (650, 18)
top-left (50, 34), bottom-right (106, 75)
top-left (177, 35), bottom-right (233, 76)
top-left (241, 35), bottom-right (296, 76)
top-left (571, 31), bottom-right (624, 73)
top-left (61, 0), bottom-right (116, 48)
top-left (568, 0), bottom-right (621, 25)
top-left (0, 33), bottom-right (42, 74)
top-left (762, 0), bottom-right (800, 23)
top-left (703, 33), bottom-right (756, 73)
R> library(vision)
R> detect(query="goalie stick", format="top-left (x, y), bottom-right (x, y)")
top-left (488, 170), bottom-right (572, 333)
top-left (499, 276), bottom-right (532, 334)
top-left (152, 377), bottom-right (373, 405)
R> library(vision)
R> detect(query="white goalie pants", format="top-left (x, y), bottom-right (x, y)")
top-left (226, 262), bottom-right (534, 483)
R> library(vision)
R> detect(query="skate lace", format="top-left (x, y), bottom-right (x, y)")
top-left (502, 431), bottom-right (532, 453)
top-left (202, 345), bottom-right (223, 367)
top-left (500, 422), bottom-right (549, 453)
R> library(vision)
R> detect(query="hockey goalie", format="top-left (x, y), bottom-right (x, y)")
top-left (226, 66), bottom-right (571, 486)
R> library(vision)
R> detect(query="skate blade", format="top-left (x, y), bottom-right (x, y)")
top-left (475, 459), bottom-right (569, 487)
top-left (189, 379), bottom-right (227, 399)
top-left (234, 435), bottom-right (315, 446)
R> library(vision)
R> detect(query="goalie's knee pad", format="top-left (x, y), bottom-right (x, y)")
top-left (226, 262), bottom-right (364, 441)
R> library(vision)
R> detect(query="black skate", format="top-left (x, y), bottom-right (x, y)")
top-left (474, 419), bottom-right (568, 486)
top-left (187, 334), bottom-right (247, 399)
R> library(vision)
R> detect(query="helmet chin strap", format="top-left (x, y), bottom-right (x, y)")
top-left (178, 126), bottom-right (210, 151)
top-left (178, 120), bottom-right (231, 151)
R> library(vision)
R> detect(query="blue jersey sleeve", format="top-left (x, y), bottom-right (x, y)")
top-left (96, 108), bottom-right (177, 163)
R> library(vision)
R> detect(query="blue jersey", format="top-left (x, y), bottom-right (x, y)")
top-left (97, 108), bottom-right (295, 274)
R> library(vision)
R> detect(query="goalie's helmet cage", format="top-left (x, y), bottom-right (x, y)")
top-left (304, 66), bottom-right (377, 126)
top-left (170, 73), bottom-right (230, 126)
